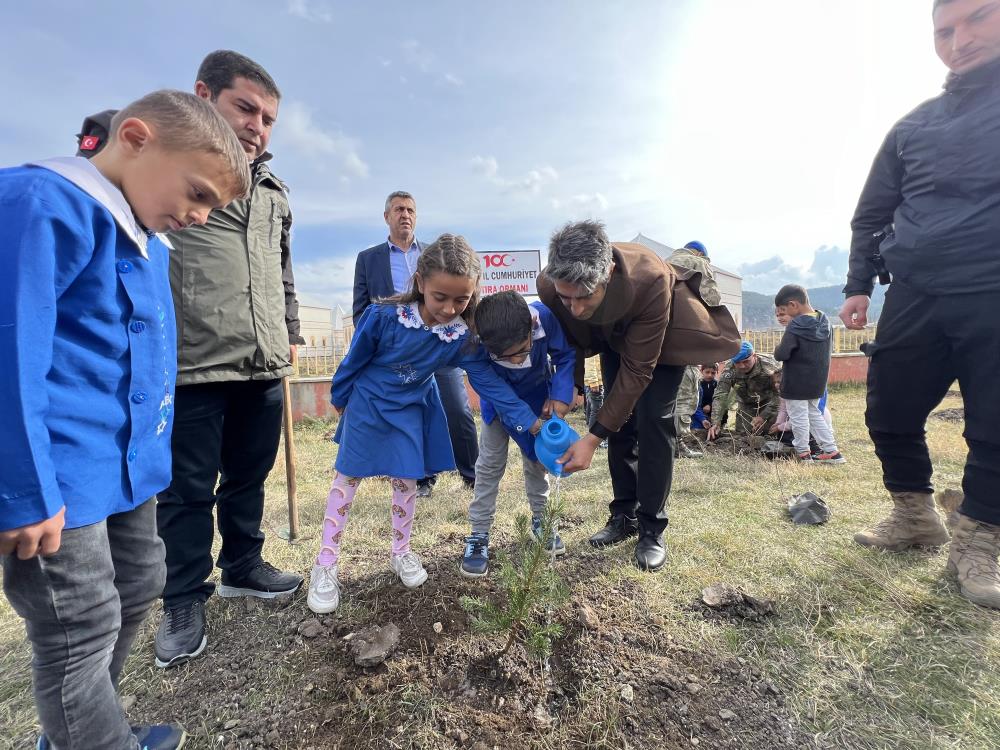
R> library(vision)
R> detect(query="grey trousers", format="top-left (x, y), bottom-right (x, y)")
top-left (2, 499), bottom-right (165, 750)
top-left (468, 417), bottom-right (549, 533)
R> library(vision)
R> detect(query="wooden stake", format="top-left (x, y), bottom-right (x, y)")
top-left (282, 374), bottom-right (299, 541)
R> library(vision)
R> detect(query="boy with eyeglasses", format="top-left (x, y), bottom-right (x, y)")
top-left (459, 291), bottom-right (576, 577)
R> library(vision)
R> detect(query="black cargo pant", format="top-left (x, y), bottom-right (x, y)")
top-left (866, 280), bottom-right (1000, 525)
top-left (601, 351), bottom-right (685, 535)
top-left (157, 379), bottom-right (284, 606)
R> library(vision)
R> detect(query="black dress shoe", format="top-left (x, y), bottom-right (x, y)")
top-left (634, 531), bottom-right (667, 571)
top-left (588, 514), bottom-right (639, 547)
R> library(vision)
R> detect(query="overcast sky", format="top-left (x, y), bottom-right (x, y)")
top-left (4, 0), bottom-right (948, 310)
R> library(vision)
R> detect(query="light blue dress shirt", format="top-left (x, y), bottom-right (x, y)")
top-left (388, 238), bottom-right (420, 294)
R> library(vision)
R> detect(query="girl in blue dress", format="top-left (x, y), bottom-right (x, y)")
top-left (308, 235), bottom-right (542, 613)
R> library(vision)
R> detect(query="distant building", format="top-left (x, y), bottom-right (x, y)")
top-left (630, 233), bottom-right (744, 329)
top-left (298, 305), bottom-right (334, 349)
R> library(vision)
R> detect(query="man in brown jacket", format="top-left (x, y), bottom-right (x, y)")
top-left (538, 220), bottom-right (693, 571)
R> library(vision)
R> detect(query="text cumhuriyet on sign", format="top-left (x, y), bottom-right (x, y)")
top-left (476, 250), bottom-right (542, 297)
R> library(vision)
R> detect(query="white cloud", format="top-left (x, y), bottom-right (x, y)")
top-left (286, 0), bottom-right (333, 23)
top-left (738, 246), bottom-right (849, 293)
top-left (551, 193), bottom-right (609, 212)
top-left (471, 155), bottom-right (558, 197)
top-left (292, 257), bottom-right (355, 312)
top-left (396, 39), bottom-right (466, 88)
top-left (281, 101), bottom-right (369, 180)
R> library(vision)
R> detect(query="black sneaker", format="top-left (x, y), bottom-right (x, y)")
top-left (588, 514), bottom-right (639, 547)
top-left (459, 532), bottom-right (490, 577)
top-left (37, 724), bottom-right (187, 750)
top-left (416, 479), bottom-right (434, 498)
top-left (218, 561), bottom-right (303, 599)
top-left (154, 600), bottom-right (207, 669)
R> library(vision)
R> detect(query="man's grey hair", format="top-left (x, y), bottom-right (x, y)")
top-left (385, 190), bottom-right (415, 213)
top-left (544, 219), bottom-right (615, 293)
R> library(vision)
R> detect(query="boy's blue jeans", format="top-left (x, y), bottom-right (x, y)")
top-left (2, 499), bottom-right (164, 750)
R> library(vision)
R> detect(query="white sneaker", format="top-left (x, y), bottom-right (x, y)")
top-left (390, 552), bottom-right (428, 589)
top-left (307, 563), bottom-right (340, 613)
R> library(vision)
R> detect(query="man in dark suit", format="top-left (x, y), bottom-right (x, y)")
top-left (352, 191), bottom-right (479, 496)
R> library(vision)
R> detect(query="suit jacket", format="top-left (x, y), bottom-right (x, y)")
top-left (352, 239), bottom-right (425, 326)
top-left (537, 242), bottom-right (739, 437)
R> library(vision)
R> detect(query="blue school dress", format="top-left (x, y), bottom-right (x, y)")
top-left (331, 303), bottom-right (537, 479)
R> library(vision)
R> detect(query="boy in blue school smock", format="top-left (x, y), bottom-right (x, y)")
top-left (461, 291), bottom-right (577, 577)
top-left (0, 90), bottom-right (250, 750)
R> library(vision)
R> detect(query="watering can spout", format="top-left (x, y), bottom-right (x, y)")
top-left (534, 416), bottom-right (581, 476)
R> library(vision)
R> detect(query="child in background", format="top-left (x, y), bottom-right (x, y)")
top-left (308, 236), bottom-right (542, 614)
top-left (0, 91), bottom-right (250, 750)
top-left (770, 370), bottom-right (831, 452)
top-left (773, 285), bottom-right (846, 464)
top-left (674, 365), bottom-right (704, 458)
top-left (692, 363), bottom-right (719, 430)
top-left (460, 291), bottom-right (576, 577)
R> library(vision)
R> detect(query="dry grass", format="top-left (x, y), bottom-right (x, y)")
top-left (2, 385), bottom-right (999, 749)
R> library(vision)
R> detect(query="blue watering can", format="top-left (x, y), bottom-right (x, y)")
top-left (534, 416), bottom-right (580, 476)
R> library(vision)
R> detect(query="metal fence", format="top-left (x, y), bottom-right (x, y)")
top-left (291, 325), bottom-right (878, 380)
top-left (744, 326), bottom-right (876, 356)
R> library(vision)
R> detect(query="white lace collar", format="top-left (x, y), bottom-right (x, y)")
top-left (396, 303), bottom-right (468, 343)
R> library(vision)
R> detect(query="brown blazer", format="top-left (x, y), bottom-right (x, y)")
top-left (537, 242), bottom-right (739, 435)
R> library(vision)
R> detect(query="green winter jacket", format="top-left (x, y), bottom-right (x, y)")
top-left (167, 154), bottom-right (305, 385)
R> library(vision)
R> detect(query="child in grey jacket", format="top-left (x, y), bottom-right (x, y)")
top-left (773, 285), bottom-right (846, 464)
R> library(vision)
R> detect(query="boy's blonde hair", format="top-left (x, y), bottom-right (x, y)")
top-left (110, 90), bottom-right (251, 198)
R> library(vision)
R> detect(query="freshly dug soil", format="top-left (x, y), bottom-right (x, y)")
top-left (126, 537), bottom-right (815, 749)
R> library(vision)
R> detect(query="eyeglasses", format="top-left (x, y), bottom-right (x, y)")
top-left (489, 348), bottom-right (532, 362)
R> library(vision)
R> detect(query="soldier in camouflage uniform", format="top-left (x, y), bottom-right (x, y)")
top-left (707, 342), bottom-right (780, 439)
top-left (674, 365), bottom-right (703, 457)
top-left (668, 241), bottom-right (722, 306)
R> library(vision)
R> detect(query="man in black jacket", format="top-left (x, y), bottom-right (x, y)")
top-left (841, 0), bottom-right (1000, 609)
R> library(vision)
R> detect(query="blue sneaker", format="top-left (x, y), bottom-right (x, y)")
top-left (38, 724), bottom-right (186, 750)
top-left (531, 517), bottom-right (566, 556)
top-left (460, 532), bottom-right (490, 577)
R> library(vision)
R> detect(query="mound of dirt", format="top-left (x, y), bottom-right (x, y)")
top-left (689, 430), bottom-right (771, 456)
top-left (125, 543), bottom-right (815, 749)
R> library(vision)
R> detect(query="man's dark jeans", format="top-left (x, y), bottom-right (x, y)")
top-left (427, 366), bottom-right (479, 485)
top-left (866, 280), bottom-right (1000, 525)
top-left (600, 352), bottom-right (685, 535)
top-left (157, 379), bottom-right (284, 606)
top-left (2, 500), bottom-right (164, 750)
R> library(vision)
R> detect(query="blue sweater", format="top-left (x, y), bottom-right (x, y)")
top-left (479, 301), bottom-right (576, 462)
top-left (0, 159), bottom-right (177, 531)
